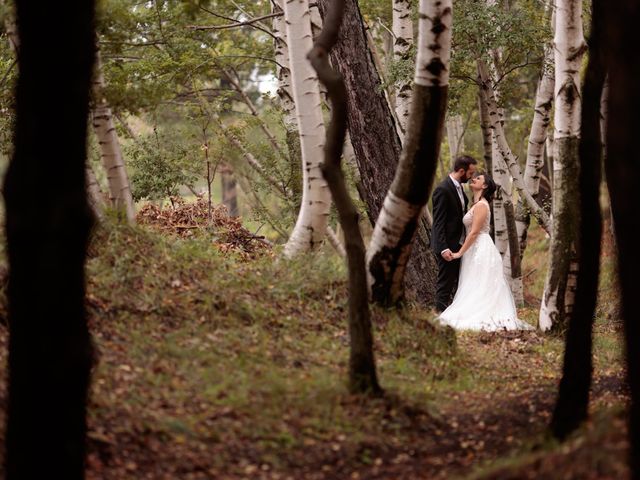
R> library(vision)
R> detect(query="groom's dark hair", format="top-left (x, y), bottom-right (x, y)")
top-left (452, 155), bottom-right (478, 172)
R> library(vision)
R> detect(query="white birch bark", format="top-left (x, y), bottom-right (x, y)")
top-left (326, 226), bottom-right (346, 258)
top-left (492, 136), bottom-right (510, 262)
top-left (366, 0), bottom-right (452, 304)
top-left (282, 0), bottom-right (331, 257)
top-left (309, 5), bottom-right (329, 101)
top-left (446, 114), bottom-right (465, 163)
top-left (392, 0), bottom-right (414, 139)
top-left (273, 0), bottom-right (297, 131)
top-left (91, 50), bottom-right (135, 223)
top-left (477, 60), bottom-right (552, 234)
top-left (539, 0), bottom-right (585, 331)
top-left (517, 25), bottom-right (555, 253)
top-left (366, 28), bottom-right (404, 140)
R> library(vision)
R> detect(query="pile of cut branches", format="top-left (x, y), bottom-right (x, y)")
top-left (137, 198), bottom-right (271, 257)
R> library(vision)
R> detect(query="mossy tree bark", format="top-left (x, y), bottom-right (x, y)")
top-left (3, 1), bottom-right (96, 477)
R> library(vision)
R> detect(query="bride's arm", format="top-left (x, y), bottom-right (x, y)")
top-left (451, 203), bottom-right (489, 259)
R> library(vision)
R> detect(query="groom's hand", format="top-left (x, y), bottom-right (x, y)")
top-left (441, 249), bottom-right (453, 261)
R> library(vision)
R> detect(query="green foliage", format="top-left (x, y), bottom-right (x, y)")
top-left (127, 128), bottom-right (201, 201)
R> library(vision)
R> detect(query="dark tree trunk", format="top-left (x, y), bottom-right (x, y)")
top-left (3, 2), bottom-right (96, 479)
top-left (503, 197), bottom-right (522, 280)
top-left (310, 0), bottom-right (381, 394)
top-left (550, 0), bottom-right (606, 441)
top-left (221, 165), bottom-right (239, 217)
top-left (603, 3), bottom-right (640, 478)
top-left (317, 0), bottom-right (437, 306)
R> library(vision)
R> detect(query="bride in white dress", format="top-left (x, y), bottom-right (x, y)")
top-left (437, 174), bottom-right (532, 331)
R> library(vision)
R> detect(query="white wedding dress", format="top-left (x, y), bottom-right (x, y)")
top-left (437, 199), bottom-right (532, 331)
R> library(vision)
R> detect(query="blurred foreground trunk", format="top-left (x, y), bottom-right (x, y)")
top-left (3, 1), bottom-right (96, 477)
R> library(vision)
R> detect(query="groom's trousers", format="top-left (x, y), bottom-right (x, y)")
top-left (435, 256), bottom-right (461, 313)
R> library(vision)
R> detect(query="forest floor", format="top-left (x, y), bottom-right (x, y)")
top-left (0, 201), bottom-right (629, 479)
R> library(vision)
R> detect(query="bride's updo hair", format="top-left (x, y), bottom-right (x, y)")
top-left (481, 174), bottom-right (497, 202)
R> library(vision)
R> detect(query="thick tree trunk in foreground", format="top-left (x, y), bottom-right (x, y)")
top-left (366, 0), bottom-right (451, 306)
top-left (91, 49), bottom-right (135, 223)
top-left (318, 0), bottom-right (437, 306)
top-left (603, 3), bottom-right (640, 477)
top-left (392, 0), bottom-right (414, 140)
top-left (283, 0), bottom-right (331, 257)
top-left (539, 0), bottom-right (585, 332)
top-left (310, 0), bottom-right (381, 394)
top-left (4, 1), bottom-right (96, 478)
top-left (550, 0), bottom-right (606, 440)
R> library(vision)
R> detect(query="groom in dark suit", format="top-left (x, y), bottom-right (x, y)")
top-left (431, 155), bottom-right (478, 313)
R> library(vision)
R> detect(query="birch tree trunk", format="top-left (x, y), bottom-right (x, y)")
top-left (272, 0), bottom-right (304, 206)
top-left (91, 49), bottom-right (135, 223)
top-left (478, 92), bottom-right (493, 175)
top-left (539, 0), bottom-right (585, 331)
top-left (392, 0), bottom-right (414, 139)
top-left (551, 0), bottom-right (605, 441)
top-left (366, 0), bottom-right (451, 306)
top-left (317, 0), bottom-right (438, 305)
top-left (477, 61), bottom-right (552, 234)
top-left (283, 0), bottom-right (331, 257)
top-left (478, 92), bottom-right (494, 238)
top-left (517, 20), bottom-right (555, 256)
top-left (310, 0), bottom-right (381, 393)
top-left (492, 136), bottom-right (510, 262)
top-left (446, 114), bottom-right (465, 161)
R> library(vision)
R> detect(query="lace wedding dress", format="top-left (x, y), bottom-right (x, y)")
top-left (437, 199), bottom-right (533, 331)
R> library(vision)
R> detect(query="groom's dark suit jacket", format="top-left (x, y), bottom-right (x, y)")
top-left (431, 176), bottom-right (468, 254)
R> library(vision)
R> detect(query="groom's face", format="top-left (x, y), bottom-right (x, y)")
top-left (461, 164), bottom-right (477, 183)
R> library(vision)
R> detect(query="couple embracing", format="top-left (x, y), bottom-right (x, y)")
top-left (430, 155), bottom-right (531, 332)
